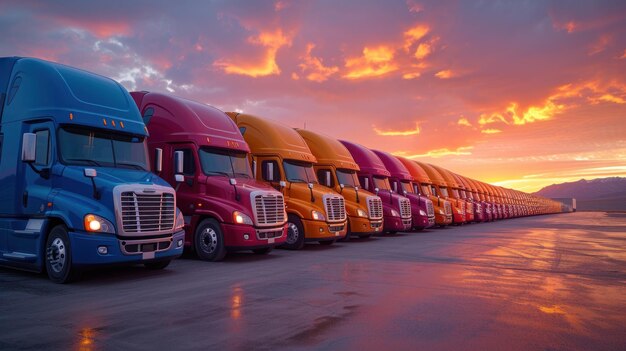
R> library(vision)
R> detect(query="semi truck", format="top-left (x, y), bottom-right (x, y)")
top-left (132, 92), bottom-right (287, 261)
top-left (372, 150), bottom-right (435, 230)
top-left (397, 157), bottom-right (452, 227)
top-left (297, 129), bottom-right (383, 239)
top-left (229, 113), bottom-right (347, 249)
top-left (415, 162), bottom-right (465, 225)
top-left (0, 57), bottom-right (185, 283)
top-left (340, 140), bottom-right (412, 234)
top-left (430, 164), bottom-right (471, 224)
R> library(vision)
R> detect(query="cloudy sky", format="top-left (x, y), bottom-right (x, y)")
top-left (1, 0), bottom-right (625, 192)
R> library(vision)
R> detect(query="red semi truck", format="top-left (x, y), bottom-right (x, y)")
top-left (132, 92), bottom-right (287, 261)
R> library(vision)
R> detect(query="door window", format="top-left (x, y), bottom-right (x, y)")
top-left (34, 130), bottom-right (50, 166)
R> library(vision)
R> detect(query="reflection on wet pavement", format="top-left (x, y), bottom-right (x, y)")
top-left (1, 212), bottom-right (625, 350)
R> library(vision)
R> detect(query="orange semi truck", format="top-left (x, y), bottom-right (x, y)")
top-left (430, 164), bottom-right (472, 224)
top-left (416, 162), bottom-right (465, 225)
top-left (398, 158), bottom-right (452, 227)
top-left (229, 113), bottom-right (348, 249)
top-left (297, 129), bottom-right (384, 239)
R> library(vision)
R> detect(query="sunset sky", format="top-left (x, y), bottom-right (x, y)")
top-left (1, 0), bottom-right (625, 192)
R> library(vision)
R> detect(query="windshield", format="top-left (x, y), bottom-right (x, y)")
top-left (59, 126), bottom-right (148, 170)
top-left (422, 184), bottom-right (431, 196)
top-left (452, 188), bottom-right (460, 198)
top-left (401, 181), bottom-right (414, 194)
top-left (373, 176), bottom-right (390, 190)
top-left (336, 169), bottom-right (359, 187)
top-left (440, 187), bottom-right (449, 197)
top-left (283, 160), bottom-right (317, 183)
top-left (199, 148), bottom-right (252, 178)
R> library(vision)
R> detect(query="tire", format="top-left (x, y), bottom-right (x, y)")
top-left (194, 219), bottom-right (227, 261)
top-left (252, 247), bottom-right (272, 255)
top-left (281, 214), bottom-right (305, 250)
top-left (319, 239), bottom-right (335, 246)
top-left (144, 260), bottom-right (171, 270)
top-left (45, 225), bottom-right (81, 284)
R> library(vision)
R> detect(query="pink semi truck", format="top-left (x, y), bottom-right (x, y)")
top-left (131, 92), bottom-right (287, 261)
top-left (371, 149), bottom-right (435, 230)
top-left (340, 140), bottom-right (412, 234)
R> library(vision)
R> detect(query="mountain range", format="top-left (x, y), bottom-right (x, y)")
top-left (534, 177), bottom-right (626, 211)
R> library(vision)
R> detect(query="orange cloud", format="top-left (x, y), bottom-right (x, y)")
top-left (298, 43), bottom-right (339, 82)
top-left (554, 20), bottom-right (578, 33)
top-left (214, 29), bottom-right (291, 77)
top-left (620, 50), bottom-right (626, 59)
top-left (597, 94), bottom-right (626, 104)
top-left (373, 123), bottom-right (421, 136)
top-left (395, 146), bottom-right (474, 158)
top-left (481, 128), bottom-right (502, 134)
top-left (435, 69), bottom-right (454, 79)
top-left (407, 0), bottom-right (423, 13)
top-left (274, 0), bottom-right (289, 11)
top-left (402, 71), bottom-right (421, 79)
top-left (343, 46), bottom-right (398, 79)
top-left (457, 117), bottom-right (472, 127)
top-left (403, 24), bottom-right (430, 52)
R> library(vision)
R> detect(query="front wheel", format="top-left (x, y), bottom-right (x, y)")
top-left (195, 219), bottom-right (227, 261)
top-left (281, 215), bottom-right (305, 250)
top-left (339, 222), bottom-right (351, 242)
top-left (144, 260), bottom-right (171, 270)
top-left (45, 225), bottom-right (81, 284)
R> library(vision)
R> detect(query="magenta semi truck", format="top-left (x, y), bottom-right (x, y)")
top-left (340, 140), bottom-right (412, 233)
top-left (131, 92), bottom-right (287, 261)
top-left (372, 149), bottom-right (435, 230)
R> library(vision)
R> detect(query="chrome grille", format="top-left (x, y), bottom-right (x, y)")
top-left (324, 194), bottom-right (347, 222)
top-left (399, 198), bottom-right (411, 219)
top-left (252, 192), bottom-right (286, 226)
top-left (366, 196), bottom-right (383, 220)
top-left (120, 191), bottom-right (175, 234)
top-left (444, 201), bottom-right (452, 216)
top-left (426, 201), bottom-right (434, 216)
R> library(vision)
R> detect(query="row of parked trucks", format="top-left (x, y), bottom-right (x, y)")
top-left (0, 57), bottom-right (566, 282)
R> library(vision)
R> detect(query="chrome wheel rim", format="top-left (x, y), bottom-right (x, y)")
top-left (200, 227), bottom-right (218, 254)
top-left (47, 238), bottom-right (66, 273)
top-left (287, 222), bottom-right (299, 245)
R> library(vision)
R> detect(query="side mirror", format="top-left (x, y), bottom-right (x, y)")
top-left (267, 162), bottom-right (274, 182)
top-left (339, 184), bottom-right (345, 189)
top-left (308, 183), bottom-right (314, 189)
top-left (403, 190), bottom-right (408, 196)
top-left (279, 180), bottom-right (286, 188)
top-left (252, 159), bottom-right (257, 178)
top-left (175, 174), bottom-right (184, 183)
top-left (374, 187), bottom-right (379, 195)
top-left (355, 186), bottom-right (359, 191)
top-left (229, 178), bottom-right (237, 186)
top-left (84, 168), bottom-right (97, 178)
top-left (154, 148), bottom-right (163, 173)
top-left (174, 151), bottom-right (184, 175)
top-left (21, 133), bottom-right (37, 162)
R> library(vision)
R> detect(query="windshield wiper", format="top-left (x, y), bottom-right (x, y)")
top-left (65, 158), bottom-right (101, 166)
top-left (116, 162), bottom-right (145, 170)
top-left (234, 172), bottom-right (251, 178)
top-left (289, 178), bottom-right (307, 183)
top-left (206, 171), bottom-right (231, 177)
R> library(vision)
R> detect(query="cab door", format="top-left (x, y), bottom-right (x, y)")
top-left (9, 121), bottom-right (55, 258)
top-left (170, 143), bottom-right (198, 218)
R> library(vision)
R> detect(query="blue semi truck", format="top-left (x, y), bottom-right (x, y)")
top-left (0, 57), bottom-right (186, 283)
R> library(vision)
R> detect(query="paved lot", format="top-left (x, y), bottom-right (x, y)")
top-left (1, 212), bottom-right (626, 350)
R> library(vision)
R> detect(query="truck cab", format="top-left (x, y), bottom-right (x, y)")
top-left (415, 162), bottom-right (465, 225)
top-left (372, 150), bottom-right (435, 230)
top-left (457, 175), bottom-right (485, 222)
top-left (0, 57), bottom-right (184, 283)
top-left (229, 113), bottom-right (347, 249)
top-left (397, 157), bottom-right (452, 227)
top-left (430, 164), bottom-right (470, 225)
top-left (340, 140), bottom-right (412, 234)
top-left (132, 92), bottom-right (287, 261)
top-left (297, 129), bottom-right (383, 239)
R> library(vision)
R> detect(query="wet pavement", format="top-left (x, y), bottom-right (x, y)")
top-left (1, 212), bottom-right (626, 350)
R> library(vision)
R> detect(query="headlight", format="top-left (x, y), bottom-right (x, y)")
top-left (356, 208), bottom-right (367, 217)
top-left (439, 209), bottom-right (445, 215)
top-left (311, 210), bottom-right (326, 221)
top-left (456, 208), bottom-right (463, 214)
top-left (84, 214), bottom-right (115, 233)
top-left (175, 208), bottom-right (185, 230)
top-left (233, 211), bottom-right (253, 225)
top-left (390, 209), bottom-right (400, 217)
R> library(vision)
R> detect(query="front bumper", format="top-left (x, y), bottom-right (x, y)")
top-left (70, 230), bottom-right (185, 266)
top-left (222, 223), bottom-right (287, 250)
top-left (302, 218), bottom-right (347, 241)
top-left (348, 215), bottom-right (383, 235)
top-left (383, 216), bottom-right (412, 232)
